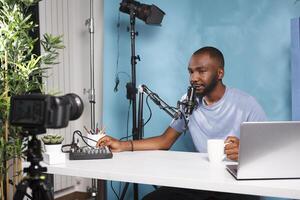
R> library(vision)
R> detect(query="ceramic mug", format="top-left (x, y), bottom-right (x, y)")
top-left (207, 139), bottom-right (226, 164)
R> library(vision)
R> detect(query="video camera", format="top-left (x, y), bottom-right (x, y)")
top-left (9, 93), bottom-right (84, 200)
top-left (9, 93), bottom-right (84, 131)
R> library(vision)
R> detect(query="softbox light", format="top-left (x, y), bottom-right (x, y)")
top-left (119, 0), bottom-right (165, 25)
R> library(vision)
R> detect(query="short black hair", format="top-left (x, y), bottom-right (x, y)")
top-left (193, 46), bottom-right (224, 68)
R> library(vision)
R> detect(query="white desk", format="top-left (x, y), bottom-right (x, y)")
top-left (40, 150), bottom-right (300, 199)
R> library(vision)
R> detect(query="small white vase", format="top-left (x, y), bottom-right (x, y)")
top-left (43, 144), bottom-right (66, 164)
top-left (44, 144), bottom-right (62, 154)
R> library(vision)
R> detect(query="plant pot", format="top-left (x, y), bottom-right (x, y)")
top-left (44, 144), bottom-right (62, 154)
top-left (43, 144), bottom-right (65, 164)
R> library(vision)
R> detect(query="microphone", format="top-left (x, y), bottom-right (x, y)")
top-left (184, 85), bottom-right (196, 116)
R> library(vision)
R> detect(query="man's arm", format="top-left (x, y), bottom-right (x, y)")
top-left (96, 126), bottom-right (181, 152)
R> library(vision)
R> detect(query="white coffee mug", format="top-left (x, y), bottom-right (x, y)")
top-left (207, 139), bottom-right (226, 164)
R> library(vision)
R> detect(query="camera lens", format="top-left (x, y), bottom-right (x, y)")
top-left (65, 93), bottom-right (84, 120)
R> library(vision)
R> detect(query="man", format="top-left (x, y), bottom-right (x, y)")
top-left (97, 46), bottom-right (266, 199)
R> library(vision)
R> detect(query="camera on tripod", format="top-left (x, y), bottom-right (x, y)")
top-left (10, 93), bottom-right (84, 131)
top-left (9, 93), bottom-right (84, 200)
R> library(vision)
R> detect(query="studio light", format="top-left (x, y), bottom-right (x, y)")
top-left (118, 1), bottom-right (165, 199)
top-left (119, 0), bottom-right (165, 25)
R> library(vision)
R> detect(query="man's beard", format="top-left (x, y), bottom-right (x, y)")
top-left (196, 75), bottom-right (219, 98)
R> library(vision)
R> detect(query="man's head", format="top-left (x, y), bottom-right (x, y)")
top-left (188, 46), bottom-right (225, 97)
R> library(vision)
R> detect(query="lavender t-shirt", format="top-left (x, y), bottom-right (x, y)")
top-left (170, 87), bottom-right (267, 152)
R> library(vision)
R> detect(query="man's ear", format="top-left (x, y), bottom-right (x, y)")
top-left (218, 68), bottom-right (224, 80)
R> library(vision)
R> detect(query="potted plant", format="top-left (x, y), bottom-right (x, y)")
top-left (0, 0), bottom-right (64, 199)
top-left (41, 134), bottom-right (64, 154)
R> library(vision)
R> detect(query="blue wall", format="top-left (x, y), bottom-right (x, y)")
top-left (291, 18), bottom-right (300, 120)
top-left (103, 0), bottom-right (300, 199)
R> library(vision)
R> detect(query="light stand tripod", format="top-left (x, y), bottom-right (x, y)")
top-left (85, 0), bottom-right (107, 199)
top-left (119, 1), bottom-right (165, 199)
top-left (122, 8), bottom-right (141, 200)
top-left (13, 128), bottom-right (53, 200)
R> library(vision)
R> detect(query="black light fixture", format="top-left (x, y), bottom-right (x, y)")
top-left (119, 0), bottom-right (165, 25)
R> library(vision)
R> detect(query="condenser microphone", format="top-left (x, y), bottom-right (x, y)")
top-left (184, 85), bottom-right (196, 116)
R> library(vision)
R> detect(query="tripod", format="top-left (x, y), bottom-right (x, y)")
top-left (120, 6), bottom-right (142, 200)
top-left (119, 1), bottom-right (165, 198)
top-left (14, 130), bottom-right (53, 200)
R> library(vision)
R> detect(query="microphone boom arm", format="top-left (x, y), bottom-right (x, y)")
top-left (139, 85), bottom-right (179, 119)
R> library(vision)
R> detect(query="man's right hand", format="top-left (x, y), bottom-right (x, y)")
top-left (95, 127), bottom-right (181, 152)
top-left (96, 136), bottom-right (123, 152)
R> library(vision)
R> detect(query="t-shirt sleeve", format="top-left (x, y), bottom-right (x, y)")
top-left (247, 96), bottom-right (267, 122)
top-left (169, 116), bottom-right (186, 133)
top-left (169, 94), bottom-right (187, 133)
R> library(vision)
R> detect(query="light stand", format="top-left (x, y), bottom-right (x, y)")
top-left (122, 8), bottom-right (140, 200)
top-left (85, 0), bottom-right (106, 199)
top-left (119, 1), bottom-right (165, 199)
top-left (126, 6), bottom-right (139, 142)
top-left (87, 0), bottom-right (96, 131)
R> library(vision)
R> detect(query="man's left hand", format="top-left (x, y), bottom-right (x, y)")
top-left (225, 136), bottom-right (240, 161)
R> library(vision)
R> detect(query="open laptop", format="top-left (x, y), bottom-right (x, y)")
top-left (226, 121), bottom-right (300, 180)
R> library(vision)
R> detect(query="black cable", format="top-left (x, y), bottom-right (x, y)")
top-left (72, 130), bottom-right (97, 148)
top-left (113, 11), bottom-right (131, 93)
top-left (114, 11), bottom-right (121, 92)
top-left (117, 71), bottom-right (130, 78)
top-left (114, 71), bottom-right (131, 93)
top-left (62, 130), bottom-right (106, 153)
top-left (143, 95), bottom-right (152, 127)
top-left (110, 181), bottom-right (120, 200)
top-left (119, 133), bottom-right (140, 141)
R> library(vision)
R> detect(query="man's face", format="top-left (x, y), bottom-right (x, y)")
top-left (188, 53), bottom-right (223, 97)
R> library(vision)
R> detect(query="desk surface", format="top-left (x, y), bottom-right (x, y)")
top-left (39, 150), bottom-right (300, 199)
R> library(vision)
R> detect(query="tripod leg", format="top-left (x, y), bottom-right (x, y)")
top-left (96, 179), bottom-right (107, 200)
top-left (13, 179), bottom-right (30, 200)
top-left (32, 180), bottom-right (54, 200)
top-left (134, 183), bottom-right (139, 200)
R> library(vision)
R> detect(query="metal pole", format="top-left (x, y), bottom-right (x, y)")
top-left (129, 9), bottom-right (140, 200)
top-left (89, 0), bottom-right (96, 131)
top-left (130, 9), bottom-right (138, 140)
top-left (86, 0), bottom-right (102, 199)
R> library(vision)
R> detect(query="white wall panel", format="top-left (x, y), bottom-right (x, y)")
top-left (39, 0), bottom-right (103, 192)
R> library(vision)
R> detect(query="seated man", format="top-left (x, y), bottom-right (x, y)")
top-left (97, 46), bottom-right (266, 200)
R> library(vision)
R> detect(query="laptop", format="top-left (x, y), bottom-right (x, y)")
top-left (226, 121), bottom-right (300, 180)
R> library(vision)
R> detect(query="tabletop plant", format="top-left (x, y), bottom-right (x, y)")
top-left (0, 0), bottom-right (64, 199)
top-left (42, 134), bottom-right (64, 145)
